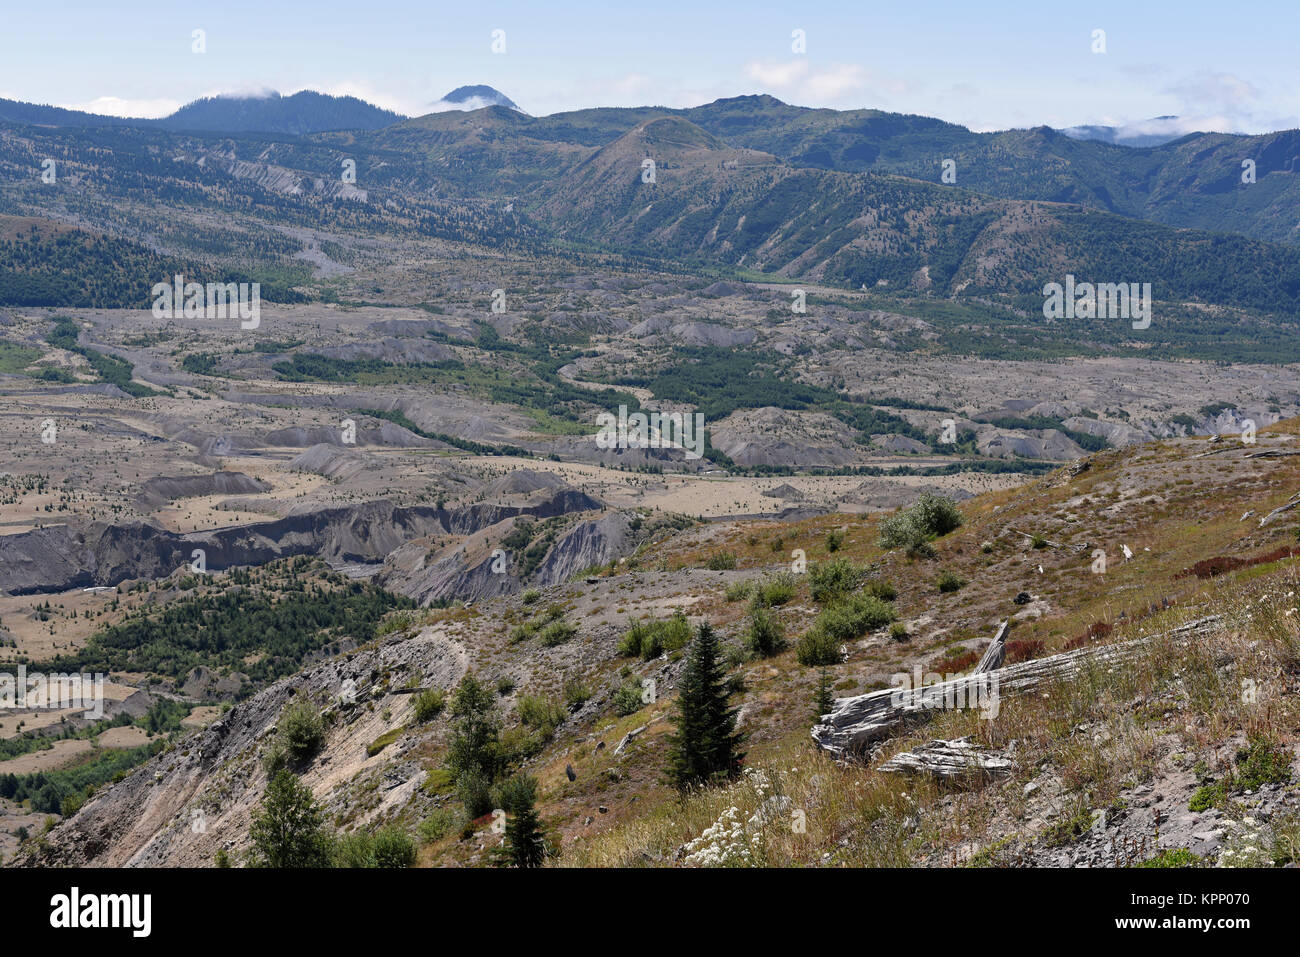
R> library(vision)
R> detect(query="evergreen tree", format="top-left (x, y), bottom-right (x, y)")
top-left (813, 667), bottom-right (835, 724)
top-left (496, 774), bottom-right (547, 868)
top-left (666, 623), bottom-right (745, 791)
top-left (446, 673), bottom-right (501, 817)
top-left (249, 770), bottom-right (331, 868)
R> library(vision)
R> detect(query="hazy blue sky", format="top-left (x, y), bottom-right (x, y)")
top-left (2, 1), bottom-right (1295, 134)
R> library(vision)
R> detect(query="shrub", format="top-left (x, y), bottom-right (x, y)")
top-left (276, 699), bottom-right (325, 765)
top-left (521, 589), bottom-right (541, 605)
top-left (813, 593), bottom-right (895, 643)
top-left (1235, 736), bottom-right (1293, 790)
top-left (863, 578), bottom-right (897, 601)
top-left (456, 770), bottom-right (494, 819)
top-left (613, 680), bottom-right (644, 716)
top-left (757, 572), bottom-right (798, 606)
top-left (826, 529), bottom-right (845, 552)
top-left (795, 630), bottom-right (842, 667)
top-left (746, 603), bottom-right (785, 657)
top-left (725, 579), bottom-right (755, 602)
top-left (537, 620), bottom-right (577, 647)
top-left (412, 688), bottom-right (446, 723)
top-left (880, 493), bottom-right (963, 554)
top-left (936, 569), bottom-right (967, 593)
top-left (889, 622), bottom-right (909, 642)
top-left (808, 558), bottom-right (863, 602)
top-left (371, 826), bottom-right (418, 868)
top-left (418, 808), bottom-right (457, 844)
top-left (496, 677), bottom-right (516, 695)
top-left (562, 678), bottom-right (592, 710)
top-left (704, 552), bottom-right (738, 571)
top-left (933, 649), bottom-right (980, 673)
top-left (1137, 847), bottom-right (1202, 868)
top-left (510, 605), bottom-right (570, 644)
top-left (618, 613), bottom-right (692, 660)
top-left (1004, 639), bottom-right (1044, 664)
top-left (517, 694), bottom-right (565, 737)
top-left (333, 826), bottom-right (417, 868)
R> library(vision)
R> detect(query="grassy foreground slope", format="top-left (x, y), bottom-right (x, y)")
top-left (16, 421), bottom-right (1300, 868)
top-left (547, 423), bottom-right (1300, 867)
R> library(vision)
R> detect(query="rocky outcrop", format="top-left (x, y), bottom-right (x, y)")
top-left (977, 428), bottom-right (1085, 461)
top-left (0, 488), bottom-right (605, 596)
top-left (136, 471), bottom-right (270, 509)
top-left (1062, 416), bottom-right (1153, 447)
top-left (376, 510), bottom-right (632, 605)
top-left (16, 625), bottom-right (468, 867)
top-left (288, 443), bottom-right (371, 481)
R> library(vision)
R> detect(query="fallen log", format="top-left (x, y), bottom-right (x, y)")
top-left (811, 614), bottom-right (1223, 759)
top-left (973, 620), bottom-right (1009, 674)
top-left (1258, 491), bottom-right (1300, 528)
top-left (1006, 528), bottom-right (1090, 552)
top-left (879, 737), bottom-right (1013, 782)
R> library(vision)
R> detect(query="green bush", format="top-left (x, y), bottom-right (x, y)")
top-left (412, 688), bottom-right (446, 723)
top-left (276, 699), bottom-right (325, 765)
top-left (371, 826), bottom-right (418, 867)
top-left (562, 678), bottom-right (592, 710)
top-left (746, 603), bottom-right (786, 657)
top-left (418, 808), bottom-right (458, 844)
top-left (795, 630), bottom-right (842, 667)
top-left (618, 613), bottom-right (692, 660)
top-left (813, 593), bottom-right (895, 642)
top-left (880, 493), bottom-right (963, 554)
top-left (936, 569), bottom-right (968, 593)
top-left (333, 826), bottom-right (417, 867)
top-left (826, 529), bottom-right (845, 552)
top-left (704, 552), bottom-right (738, 571)
top-left (538, 620), bottom-right (577, 647)
top-left (725, 579), bottom-right (755, 602)
top-left (1137, 848), bottom-right (1202, 868)
top-left (1235, 736), bottom-right (1294, 790)
top-left (863, 578), bottom-right (897, 601)
top-left (517, 694), bottom-right (565, 737)
top-left (808, 558), bottom-right (863, 602)
top-left (521, 589), bottom-right (541, 605)
top-left (757, 572), bottom-right (798, 606)
top-left (613, 680), bottom-right (644, 716)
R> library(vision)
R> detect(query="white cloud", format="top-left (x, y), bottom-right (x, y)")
top-left (741, 59), bottom-right (901, 108)
top-left (59, 96), bottom-right (182, 118)
top-left (284, 82), bottom-right (415, 117)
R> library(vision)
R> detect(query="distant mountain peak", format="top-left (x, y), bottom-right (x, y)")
top-left (434, 86), bottom-right (522, 113)
top-left (160, 90), bottom-right (404, 134)
top-left (1058, 117), bottom-right (1194, 148)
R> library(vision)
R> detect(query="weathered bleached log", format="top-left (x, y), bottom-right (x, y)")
top-left (879, 737), bottom-right (1013, 781)
top-left (1006, 528), bottom-right (1090, 552)
top-left (811, 614), bottom-right (1223, 759)
top-left (973, 620), bottom-right (1009, 674)
top-left (1245, 448), bottom-right (1300, 459)
top-left (1258, 491), bottom-right (1300, 527)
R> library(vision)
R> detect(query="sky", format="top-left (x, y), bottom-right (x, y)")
top-left (1, 1), bottom-right (1296, 135)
